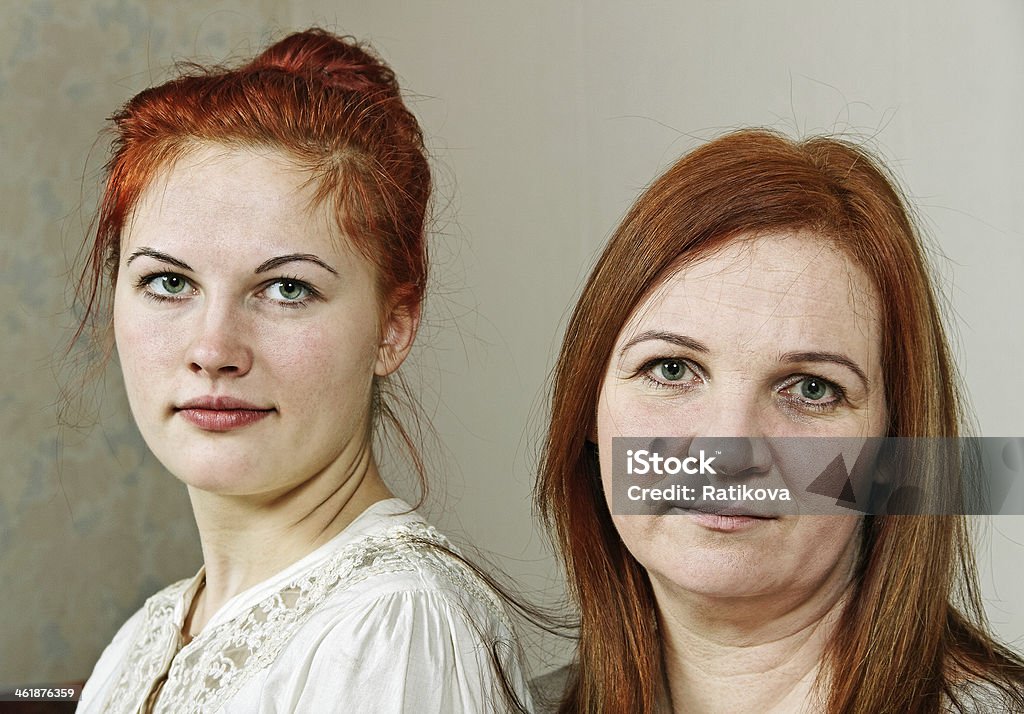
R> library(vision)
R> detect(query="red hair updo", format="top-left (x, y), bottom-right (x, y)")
top-left (78, 27), bottom-right (430, 337)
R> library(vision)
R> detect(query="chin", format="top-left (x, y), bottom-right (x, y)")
top-left (169, 467), bottom-right (257, 495)
top-left (151, 449), bottom-right (271, 495)
top-left (634, 534), bottom-right (783, 598)
top-left (650, 559), bottom-right (779, 600)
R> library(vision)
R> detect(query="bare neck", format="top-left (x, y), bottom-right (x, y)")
top-left (184, 439), bottom-right (393, 634)
top-left (654, 567), bottom-right (852, 714)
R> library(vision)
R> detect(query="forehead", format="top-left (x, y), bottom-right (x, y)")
top-left (123, 143), bottom-right (336, 257)
top-left (621, 232), bottom-right (882, 352)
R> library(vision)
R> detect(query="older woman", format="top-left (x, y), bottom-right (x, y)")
top-left (535, 130), bottom-right (1024, 712)
top-left (75, 29), bottom-right (529, 713)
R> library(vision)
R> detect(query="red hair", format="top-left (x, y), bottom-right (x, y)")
top-left (77, 28), bottom-right (429, 341)
top-left (72, 28), bottom-right (432, 480)
top-left (536, 129), bottom-right (1024, 712)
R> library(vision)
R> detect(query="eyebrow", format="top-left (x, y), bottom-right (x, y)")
top-left (125, 248), bottom-right (194, 272)
top-left (254, 254), bottom-right (338, 276)
top-left (619, 330), bottom-right (711, 357)
top-left (619, 331), bottom-right (871, 388)
top-left (124, 248), bottom-right (339, 277)
top-left (781, 351), bottom-right (869, 388)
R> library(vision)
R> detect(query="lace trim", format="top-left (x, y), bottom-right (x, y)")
top-left (101, 520), bottom-right (507, 714)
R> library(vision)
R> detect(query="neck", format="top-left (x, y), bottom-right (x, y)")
top-left (184, 438), bottom-right (393, 634)
top-left (654, 567), bottom-right (852, 714)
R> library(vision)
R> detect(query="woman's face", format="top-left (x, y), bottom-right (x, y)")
top-left (113, 144), bottom-right (415, 496)
top-left (596, 232), bottom-right (887, 604)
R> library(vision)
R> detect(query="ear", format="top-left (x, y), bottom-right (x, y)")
top-left (374, 299), bottom-right (421, 377)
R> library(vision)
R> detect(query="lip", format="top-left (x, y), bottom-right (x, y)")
top-left (670, 502), bottom-right (778, 532)
top-left (687, 502), bottom-right (777, 518)
top-left (177, 396), bottom-right (270, 410)
top-left (684, 510), bottom-right (776, 532)
top-left (174, 396), bottom-right (275, 432)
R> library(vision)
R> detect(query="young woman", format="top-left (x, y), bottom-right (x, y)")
top-left (535, 129), bottom-right (1024, 713)
top-left (75, 29), bottom-right (529, 713)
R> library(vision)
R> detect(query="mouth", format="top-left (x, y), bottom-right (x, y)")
top-left (174, 396), bottom-right (275, 432)
top-left (674, 502), bottom-right (779, 532)
top-left (687, 502), bottom-right (777, 517)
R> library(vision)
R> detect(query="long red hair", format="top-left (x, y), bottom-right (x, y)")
top-left (536, 129), bottom-right (1024, 712)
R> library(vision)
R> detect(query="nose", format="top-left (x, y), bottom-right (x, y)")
top-left (185, 303), bottom-right (253, 378)
top-left (688, 436), bottom-right (772, 478)
top-left (687, 393), bottom-right (772, 478)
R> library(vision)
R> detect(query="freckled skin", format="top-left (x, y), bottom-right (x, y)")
top-left (597, 232), bottom-right (888, 606)
top-left (113, 145), bottom-right (394, 498)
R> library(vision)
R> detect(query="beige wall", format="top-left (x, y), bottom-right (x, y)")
top-left (2, 0), bottom-right (1022, 685)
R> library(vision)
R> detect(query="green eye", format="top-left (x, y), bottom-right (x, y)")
top-left (659, 360), bottom-right (688, 381)
top-left (279, 281), bottom-right (304, 300)
top-left (267, 280), bottom-right (311, 302)
top-left (799, 378), bottom-right (831, 401)
top-left (161, 276), bottom-right (186, 294)
top-left (144, 274), bottom-right (191, 297)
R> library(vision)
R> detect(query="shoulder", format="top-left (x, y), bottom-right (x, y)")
top-left (294, 590), bottom-right (531, 712)
top-left (78, 577), bottom-right (194, 711)
top-left (79, 606), bottom-right (147, 705)
top-left (306, 513), bottom-right (518, 661)
top-left (319, 507), bottom-right (512, 627)
top-left (272, 514), bottom-right (532, 711)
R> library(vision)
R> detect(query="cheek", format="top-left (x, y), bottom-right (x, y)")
top-left (608, 514), bottom-right (662, 558)
top-left (259, 316), bottom-right (379, 398)
top-left (596, 384), bottom-right (653, 498)
top-left (784, 516), bottom-right (862, 574)
top-left (596, 382), bottom-right (664, 443)
top-left (113, 293), bottom-right (174, 395)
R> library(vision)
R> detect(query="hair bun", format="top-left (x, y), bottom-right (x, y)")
top-left (249, 28), bottom-right (398, 95)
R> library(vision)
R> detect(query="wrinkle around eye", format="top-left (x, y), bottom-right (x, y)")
top-left (636, 357), bottom-right (705, 389)
top-left (777, 375), bottom-right (846, 412)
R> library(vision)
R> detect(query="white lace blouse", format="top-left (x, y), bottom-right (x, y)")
top-left (77, 499), bottom-right (531, 713)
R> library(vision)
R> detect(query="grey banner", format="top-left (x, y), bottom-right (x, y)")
top-left (609, 437), bottom-right (1024, 516)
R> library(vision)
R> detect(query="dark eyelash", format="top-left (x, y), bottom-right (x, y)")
top-left (132, 272), bottom-right (324, 308)
top-left (631, 360), bottom-right (848, 414)
top-left (135, 272), bottom-right (191, 302)
top-left (633, 357), bottom-right (703, 390)
top-left (779, 375), bottom-right (847, 413)
top-left (134, 271), bottom-right (172, 289)
top-left (263, 276), bottom-right (323, 308)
